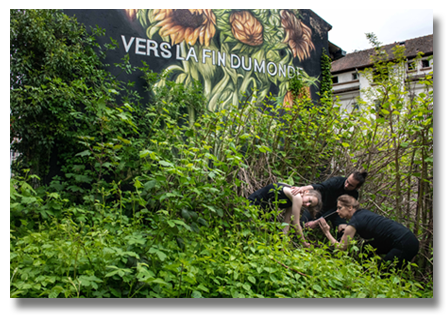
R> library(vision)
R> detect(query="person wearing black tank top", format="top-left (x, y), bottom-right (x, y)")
top-left (317, 195), bottom-right (419, 267)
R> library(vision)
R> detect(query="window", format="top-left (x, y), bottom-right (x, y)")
top-left (407, 61), bottom-right (416, 71)
top-left (352, 72), bottom-right (359, 80)
top-left (332, 76), bottom-right (339, 84)
top-left (421, 59), bottom-right (431, 68)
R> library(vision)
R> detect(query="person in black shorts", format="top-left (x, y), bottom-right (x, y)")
top-left (291, 171), bottom-right (368, 238)
top-left (248, 183), bottom-right (322, 248)
top-left (317, 195), bottom-right (419, 267)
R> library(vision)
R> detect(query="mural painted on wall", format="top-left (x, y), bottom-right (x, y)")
top-left (122, 9), bottom-right (319, 110)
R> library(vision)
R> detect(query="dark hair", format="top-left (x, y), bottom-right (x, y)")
top-left (351, 170), bottom-right (368, 188)
top-left (337, 195), bottom-right (360, 210)
top-left (304, 190), bottom-right (322, 217)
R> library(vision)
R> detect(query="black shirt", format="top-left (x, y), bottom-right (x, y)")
top-left (311, 176), bottom-right (358, 216)
top-left (348, 209), bottom-right (411, 246)
top-left (248, 183), bottom-right (292, 209)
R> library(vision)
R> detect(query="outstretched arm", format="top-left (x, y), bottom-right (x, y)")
top-left (283, 188), bottom-right (310, 248)
top-left (317, 218), bottom-right (356, 251)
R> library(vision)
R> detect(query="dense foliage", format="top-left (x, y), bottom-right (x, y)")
top-left (10, 9), bottom-right (122, 183)
top-left (10, 10), bottom-right (433, 298)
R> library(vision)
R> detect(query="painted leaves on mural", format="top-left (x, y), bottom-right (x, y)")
top-left (126, 9), bottom-right (318, 110)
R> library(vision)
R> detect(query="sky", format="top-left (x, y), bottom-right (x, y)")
top-left (311, 8), bottom-right (433, 53)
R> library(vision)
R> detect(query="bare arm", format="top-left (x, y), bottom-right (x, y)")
top-left (290, 185), bottom-right (314, 196)
top-left (317, 218), bottom-right (356, 251)
top-left (282, 207), bottom-right (293, 235)
top-left (283, 188), bottom-right (310, 247)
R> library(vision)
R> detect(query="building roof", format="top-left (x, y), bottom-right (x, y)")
top-left (328, 41), bottom-right (346, 61)
top-left (331, 34), bottom-right (433, 74)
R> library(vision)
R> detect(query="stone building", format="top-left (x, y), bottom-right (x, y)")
top-left (330, 34), bottom-right (433, 112)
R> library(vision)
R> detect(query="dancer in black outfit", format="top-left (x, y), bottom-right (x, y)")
top-left (248, 183), bottom-right (322, 248)
top-left (318, 195), bottom-right (419, 267)
top-left (291, 171), bottom-right (368, 237)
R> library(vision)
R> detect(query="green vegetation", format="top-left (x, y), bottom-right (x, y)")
top-left (319, 47), bottom-right (333, 100)
top-left (10, 10), bottom-right (432, 298)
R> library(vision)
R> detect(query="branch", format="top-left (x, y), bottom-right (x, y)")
top-left (368, 200), bottom-right (390, 216)
top-left (269, 256), bottom-right (310, 277)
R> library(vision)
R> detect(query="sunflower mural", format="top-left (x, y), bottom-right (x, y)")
top-left (127, 9), bottom-right (318, 110)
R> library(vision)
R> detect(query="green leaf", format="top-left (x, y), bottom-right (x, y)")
top-left (197, 284), bottom-right (209, 292)
top-left (156, 251), bottom-right (166, 261)
top-left (197, 218), bottom-right (209, 227)
top-left (75, 150), bottom-right (91, 157)
top-left (181, 209), bottom-right (191, 220)
top-left (312, 284), bottom-right (322, 292)
top-left (149, 248), bottom-right (167, 261)
top-left (192, 290), bottom-right (203, 298)
top-left (134, 179), bottom-right (143, 189)
top-left (159, 160), bottom-right (173, 167)
top-left (152, 278), bottom-right (169, 286)
top-left (144, 180), bottom-right (157, 190)
top-left (110, 288), bottom-right (122, 298)
top-left (190, 223), bottom-right (200, 233)
top-left (105, 270), bottom-right (119, 277)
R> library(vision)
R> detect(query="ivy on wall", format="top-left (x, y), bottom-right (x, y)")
top-left (319, 47), bottom-right (333, 100)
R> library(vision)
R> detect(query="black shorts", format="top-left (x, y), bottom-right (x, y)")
top-left (247, 183), bottom-right (292, 210)
top-left (364, 231), bottom-right (419, 265)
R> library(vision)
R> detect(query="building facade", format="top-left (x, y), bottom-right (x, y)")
top-left (330, 34), bottom-right (433, 112)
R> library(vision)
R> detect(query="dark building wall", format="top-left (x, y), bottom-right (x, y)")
top-left (63, 9), bottom-right (331, 108)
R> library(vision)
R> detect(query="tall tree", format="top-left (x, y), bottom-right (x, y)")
top-left (10, 9), bottom-right (119, 182)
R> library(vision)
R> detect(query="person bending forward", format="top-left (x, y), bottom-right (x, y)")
top-left (248, 183), bottom-right (322, 248)
top-left (318, 195), bottom-right (419, 267)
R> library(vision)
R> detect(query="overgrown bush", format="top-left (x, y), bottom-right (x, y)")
top-left (10, 170), bottom-right (431, 298)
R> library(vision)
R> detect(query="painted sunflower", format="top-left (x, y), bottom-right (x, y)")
top-left (280, 10), bottom-right (315, 61)
top-left (229, 11), bottom-right (263, 46)
top-left (153, 9), bottom-right (216, 46)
